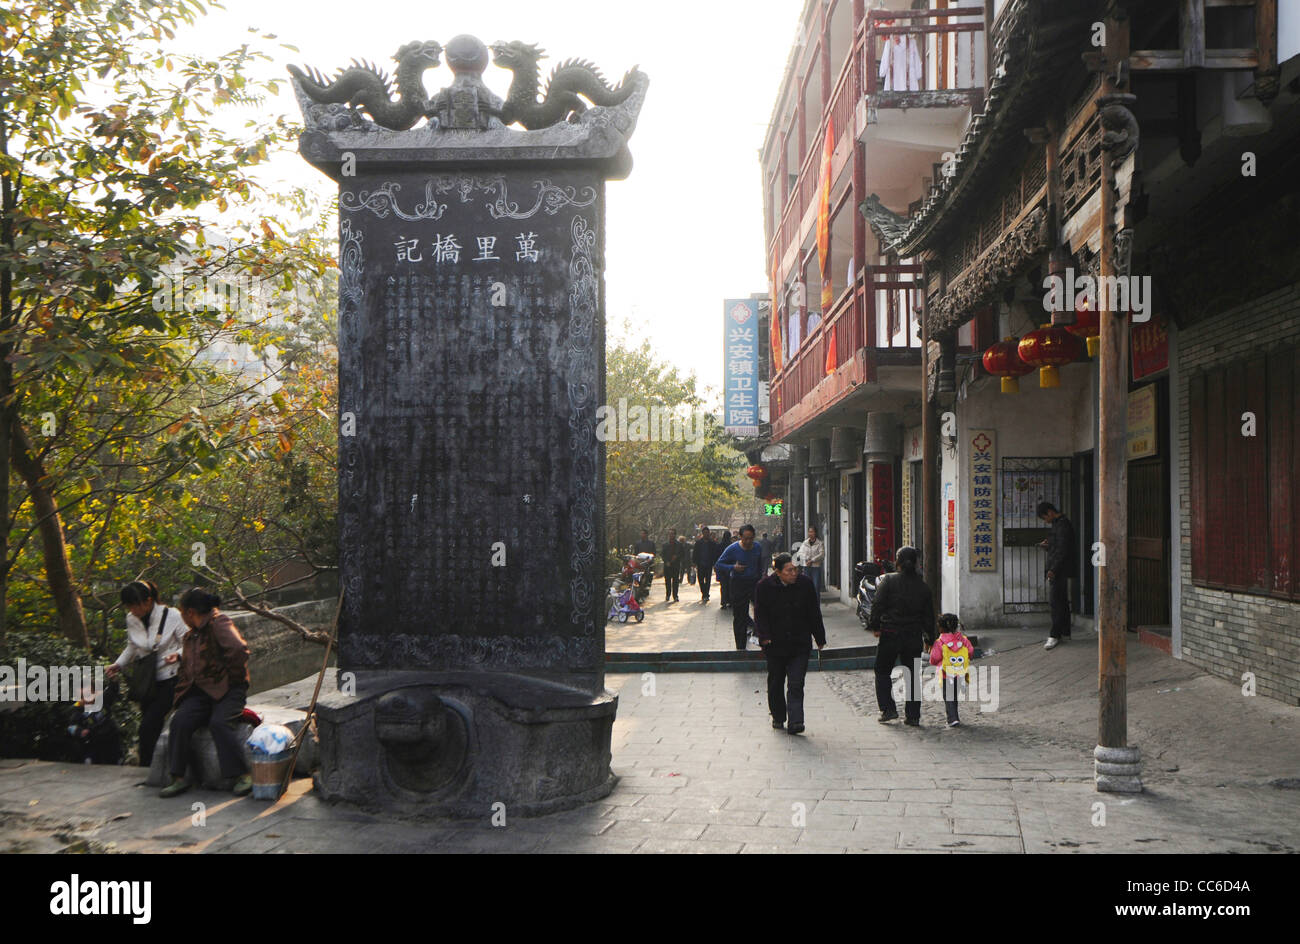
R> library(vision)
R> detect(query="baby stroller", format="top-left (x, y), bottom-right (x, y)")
top-left (607, 583), bottom-right (646, 623)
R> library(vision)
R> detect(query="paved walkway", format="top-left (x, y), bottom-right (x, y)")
top-left (2, 626), bottom-right (1297, 853)
top-left (607, 591), bottom-right (867, 652)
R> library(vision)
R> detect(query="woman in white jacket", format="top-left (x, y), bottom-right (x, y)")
top-left (104, 581), bottom-right (187, 767)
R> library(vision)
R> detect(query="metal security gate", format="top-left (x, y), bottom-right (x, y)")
top-left (1000, 457), bottom-right (1071, 613)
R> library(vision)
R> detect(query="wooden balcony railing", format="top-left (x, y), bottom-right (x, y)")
top-left (871, 263), bottom-right (924, 349)
top-left (864, 5), bottom-right (985, 98)
top-left (770, 263), bottom-right (925, 424)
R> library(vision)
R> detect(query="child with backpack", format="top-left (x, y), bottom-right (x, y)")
top-left (930, 613), bottom-right (974, 728)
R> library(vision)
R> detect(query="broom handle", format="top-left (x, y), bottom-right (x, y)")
top-left (276, 590), bottom-right (342, 799)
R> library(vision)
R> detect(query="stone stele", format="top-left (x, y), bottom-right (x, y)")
top-left (292, 34), bottom-right (648, 817)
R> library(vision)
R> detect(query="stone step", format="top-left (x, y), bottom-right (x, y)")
top-left (606, 643), bottom-right (985, 674)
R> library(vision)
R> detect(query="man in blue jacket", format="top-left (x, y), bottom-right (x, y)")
top-left (715, 524), bottom-right (764, 650)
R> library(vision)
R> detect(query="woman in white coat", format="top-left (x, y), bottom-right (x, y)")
top-left (104, 581), bottom-right (187, 767)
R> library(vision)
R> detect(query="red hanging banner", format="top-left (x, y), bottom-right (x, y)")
top-left (871, 462), bottom-right (895, 563)
top-left (817, 118), bottom-right (835, 310)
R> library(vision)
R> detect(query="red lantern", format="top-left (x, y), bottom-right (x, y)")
top-left (982, 337), bottom-right (1034, 394)
top-left (745, 464), bottom-right (767, 487)
top-left (1066, 295), bottom-right (1101, 358)
top-left (1018, 324), bottom-right (1083, 388)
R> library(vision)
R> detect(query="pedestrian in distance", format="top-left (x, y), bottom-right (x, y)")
top-left (930, 613), bottom-right (974, 728)
top-left (634, 530), bottom-right (656, 555)
top-left (866, 546), bottom-right (936, 726)
top-left (800, 526), bottom-right (825, 596)
top-left (755, 553), bottom-right (827, 734)
top-left (105, 580), bottom-right (187, 768)
top-left (693, 528), bottom-right (721, 604)
top-left (715, 525), bottom-right (763, 650)
top-left (718, 529), bottom-right (734, 608)
top-left (1037, 501), bottom-right (1076, 649)
top-left (661, 528), bottom-right (684, 603)
top-left (159, 588), bottom-right (253, 799)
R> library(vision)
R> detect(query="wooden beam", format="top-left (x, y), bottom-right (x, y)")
top-left (1256, 0), bottom-right (1280, 105)
top-left (1182, 0), bottom-right (1206, 68)
top-left (1130, 49), bottom-right (1258, 70)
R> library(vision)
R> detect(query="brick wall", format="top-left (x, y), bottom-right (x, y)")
top-left (1177, 281), bottom-right (1300, 705)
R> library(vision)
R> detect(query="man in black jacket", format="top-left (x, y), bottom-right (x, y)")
top-left (661, 529), bottom-right (685, 603)
top-left (866, 546), bottom-right (935, 726)
top-left (692, 528), bottom-right (721, 604)
top-left (754, 553), bottom-right (827, 734)
top-left (1037, 501), bottom-right (1076, 650)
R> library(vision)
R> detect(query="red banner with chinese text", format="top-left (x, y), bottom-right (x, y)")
top-left (1131, 315), bottom-right (1169, 382)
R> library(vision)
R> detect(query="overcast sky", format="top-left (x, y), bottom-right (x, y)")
top-left (181, 0), bottom-right (802, 399)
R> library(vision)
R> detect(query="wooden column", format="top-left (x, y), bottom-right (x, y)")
top-left (1255, 0), bottom-right (1280, 105)
top-left (1095, 4), bottom-right (1141, 792)
top-left (921, 262), bottom-right (941, 607)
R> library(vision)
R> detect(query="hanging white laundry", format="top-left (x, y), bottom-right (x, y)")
top-left (879, 32), bottom-right (923, 91)
top-left (788, 309), bottom-right (802, 355)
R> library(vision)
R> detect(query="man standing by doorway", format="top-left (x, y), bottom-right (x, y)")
top-left (715, 525), bottom-right (763, 650)
top-left (661, 528), bottom-right (684, 603)
top-left (693, 528), bottom-right (720, 604)
top-left (755, 554), bottom-right (826, 734)
top-left (1037, 501), bottom-right (1077, 650)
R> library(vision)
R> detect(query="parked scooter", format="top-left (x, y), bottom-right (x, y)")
top-left (854, 559), bottom-right (894, 626)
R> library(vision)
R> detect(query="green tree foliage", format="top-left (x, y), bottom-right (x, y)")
top-left (0, 0), bottom-right (334, 648)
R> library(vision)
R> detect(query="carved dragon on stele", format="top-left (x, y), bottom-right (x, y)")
top-left (288, 34), bottom-right (643, 132)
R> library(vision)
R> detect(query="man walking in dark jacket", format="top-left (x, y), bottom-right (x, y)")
top-left (715, 525), bottom-right (763, 650)
top-left (755, 554), bottom-right (827, 734)
top-left (693, 528), bottom-right (721, 604)
top-left (1038, 501), bottom-right (1077, 649)
top-left (866, 546), bottom-right (935, 726)
top-left (661, 529), bottom-right (685, 603)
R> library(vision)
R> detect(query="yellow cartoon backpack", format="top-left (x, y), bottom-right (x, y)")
top-left (932, 632), bottom-right (972, 682)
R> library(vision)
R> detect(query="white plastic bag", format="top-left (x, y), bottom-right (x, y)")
top-left (247, 722), bottom-right (294, 755)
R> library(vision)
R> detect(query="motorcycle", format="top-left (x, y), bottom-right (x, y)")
top-left (854, 559), bottom-right (894, 627)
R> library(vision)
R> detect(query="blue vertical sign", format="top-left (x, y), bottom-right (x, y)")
top-left (723, 299), bottom-right (760, 435)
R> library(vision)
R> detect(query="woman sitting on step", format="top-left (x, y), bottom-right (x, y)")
top-left (159, 588), bottom-right (253, 798)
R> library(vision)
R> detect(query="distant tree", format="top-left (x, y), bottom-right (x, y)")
top-left (604, 335), bottom-right (745, 561)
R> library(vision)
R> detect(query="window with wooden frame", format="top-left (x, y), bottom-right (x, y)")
top-left (1188, 342), bottom-right (1300, 599)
